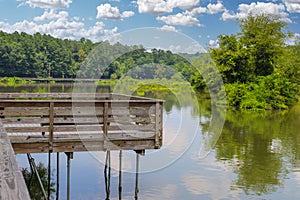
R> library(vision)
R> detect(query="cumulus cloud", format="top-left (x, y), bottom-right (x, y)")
top-left (34, 9), bottom-right (68, 21)
top-left (221, 2), bottom-right (291, 23)
top-left (137, 0), bottom-right (201, 14)
top-left (207, 2), bottom-right (225, 14)
top-left (285, 33), bottom-right (300, 45)
top-left (0, 17), bottom-right (118, 42)
top-left (157, 13), bottom-right (201, 26)
top-left (187, 6), bottom-right (207, 15)
top-left (137, 0), bottom-right (172, 14)
top-left (159, 25), bottom-right (178, 32)
top-left (167, 0), bottom-right (199, 10)
top-left (283, 0), bottom-right (300, 13)
top-left (24, 0), bottom-right (72, 10)
top-left (185, 2), bottom-right (225, 16)
top-left (208, 39), bottom-right (219, 48)
top-left (96, 3), bottom-right (134, 20)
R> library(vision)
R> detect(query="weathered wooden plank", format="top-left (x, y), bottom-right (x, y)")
top-left (10, 133), bottom-right (156, 154)
top-left (9, 132), bottom-right (155, 141)
top-left (0, 108), bottom-right (49, 117)
top-left (0, 93), bottom-right (111, 99)
top-left (0, 93), bottom-right (163, 101)
top-left (0, 121), bottom-right (30, 200)
top-left (5, 126), bottom-right (49, 133)
top-left (53, 107), bottom-right (154, 116)
top-left (1, 117), bottom-right (49, 124)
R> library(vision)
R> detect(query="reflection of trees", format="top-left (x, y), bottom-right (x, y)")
top-left (206, 110), bottom-right (298, 195)
top-left (22, 162), bottom-right (55, 200)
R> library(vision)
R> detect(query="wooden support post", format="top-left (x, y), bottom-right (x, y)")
top-left (65, 152), bottom-right (73, 200)
top-left (118, 150), bottom-right (122, 200)
top-left (56, 152), bottom-right (60, 200)
top-left (48, 151), bottom-right (51, 200)
top-left (104, 151), bottom-right (111, 200)
top-left (134, 153), bottom-right (139, 200)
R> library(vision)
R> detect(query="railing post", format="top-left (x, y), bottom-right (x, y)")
top-left (155, 102), bottom-right (162, 148)
top-left (49, 102), bottom-right (54, 152)
top-left (103, 102), bottom-right (108, 149)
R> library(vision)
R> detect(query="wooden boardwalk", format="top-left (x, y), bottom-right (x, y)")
top-left (0, 120), bottom-right (30, 200)
top-left (0, 93), bottom-right (163, 154)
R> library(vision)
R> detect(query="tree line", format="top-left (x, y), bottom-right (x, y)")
top-left (0, 31), bottom-right (194, 80)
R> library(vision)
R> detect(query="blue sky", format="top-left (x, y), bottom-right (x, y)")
top-left (0, 0), bottom-right (299, 53)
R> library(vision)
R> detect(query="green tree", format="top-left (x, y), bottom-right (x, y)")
top-left (209, 14), bottom-right (299, 110)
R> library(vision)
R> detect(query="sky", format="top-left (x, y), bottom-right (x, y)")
top-left (0, 0), bottom-right (299, 53)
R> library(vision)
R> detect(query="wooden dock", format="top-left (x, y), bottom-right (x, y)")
top-left (0, 93), bottom-right (163, 154)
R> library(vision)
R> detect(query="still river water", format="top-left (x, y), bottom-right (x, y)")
top-left (2, 83), bottom-right (300, 200)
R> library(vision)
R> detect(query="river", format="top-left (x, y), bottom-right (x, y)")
top-left (2, 83), bottom-right (300, 199)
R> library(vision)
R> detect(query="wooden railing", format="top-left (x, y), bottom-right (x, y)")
top-left (0, 93), bottom-right (163, 154)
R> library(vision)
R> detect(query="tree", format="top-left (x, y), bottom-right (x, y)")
top-left (239, 14), bottom-right (286, 77)
top-left (209, 14), bottom-right (299, 110)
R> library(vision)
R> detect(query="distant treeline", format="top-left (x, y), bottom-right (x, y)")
top-left (0, 31), bottom-right (198, 80)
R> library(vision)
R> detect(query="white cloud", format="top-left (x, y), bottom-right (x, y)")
top-left (137, 0), bottom-right (200, 14)
top-left (221, 2), bottom-right (291, 23)
top-left (137, 0), bottom-right (172, 14)
top-left (34, 9), bottom-right (68, 21)
top-left (25, 0), bottom-right (72, 10)
top-left (188, 6), bottom-right (207, 15)
top-left (121, 11), bottom-right (135, 18)
top-left (96, 3), bottom-right (134, 20)
top-left (207, 2), bottom-right (225, 14)
top-left (185, 2), bottom-right (225, 16)
top-left (157, 13), bottom-right (201, 26)
top-left (285, 33), bottom-right (300, 45)
top-left (0, 17), bottom-right (118, 42)
top-left (167, 0), bottom-right (199, 10)
top-left (283, 0), bottom-right (300, 13)
top-left (208, 39), bottom-right (219, 48)
top-left (159, 25), bottom-right (178, 32)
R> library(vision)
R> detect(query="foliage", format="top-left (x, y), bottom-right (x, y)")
top-left (0, 31), bottom-right (197, 81)
top-left (0, 77), bottom-right (28, 86)
top-left (210, 14), bottom-right (300, 110)
top-left (0, 31), bottom-right (95, 78)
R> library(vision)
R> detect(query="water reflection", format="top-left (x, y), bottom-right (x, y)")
top-left (208, 107), bottom-right (300, 196)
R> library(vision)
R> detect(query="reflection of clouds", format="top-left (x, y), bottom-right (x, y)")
top-left (140, 184), bottom-right (178, 200)
top-left (183, 154), bottom-right (242, 199)
top-left (291, 171), bottom-right (300, 188)
top-left (163, 107), bottom-right (198, 155)
top-left (181, 172), bottom-right (241, 200)
top-left (107, 184), bottom-right (178, 200)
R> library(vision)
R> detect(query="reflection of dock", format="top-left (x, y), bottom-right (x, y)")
top-left (0, 93), bottom-right (164, 199)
